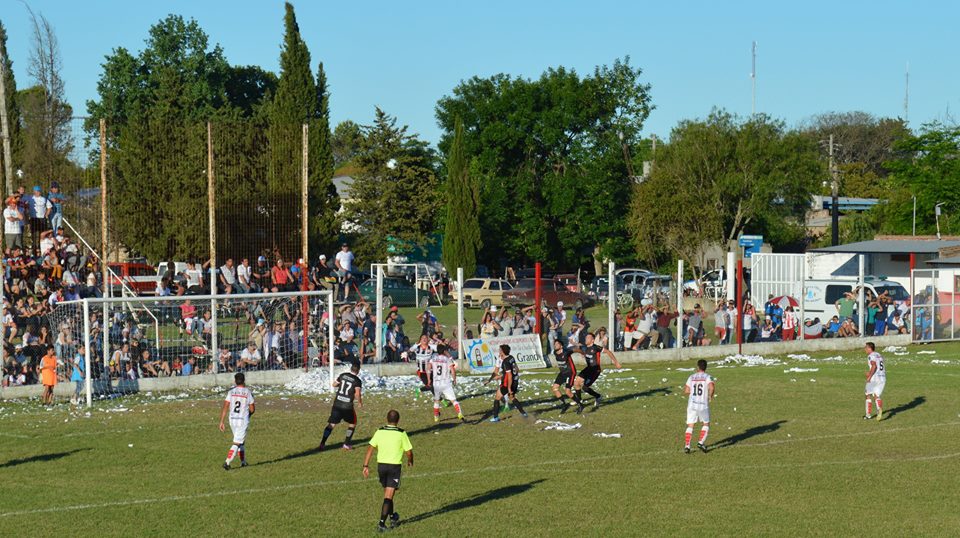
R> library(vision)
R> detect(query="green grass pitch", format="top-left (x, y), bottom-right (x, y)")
top-left (2, 343), bottom-right (959, 536)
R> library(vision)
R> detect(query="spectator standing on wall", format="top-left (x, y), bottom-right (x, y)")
top-left (335, 244), bottom-right (355, 302)
top-left (47, 182), bottom-right (64, 235)
top-left (27, 186), bottom-right (52, 248)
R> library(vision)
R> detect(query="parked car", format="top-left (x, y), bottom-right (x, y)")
top-left (588, 273), bottom-right (672, 309)
top-left (359, 277), bottom-right (431, 308)
top-left (108, 262), bottom-right (157, 296)
top-left (503, 278), bottom-right (595, 309)
top-left (555, 273), bottom-right (582, 293)
top-left (449, 278), bottom-right (514, 308)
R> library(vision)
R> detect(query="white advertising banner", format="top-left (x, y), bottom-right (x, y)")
top-left (466, 334), bottom-right (546, 374)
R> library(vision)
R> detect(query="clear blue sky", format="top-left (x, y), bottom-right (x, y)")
top-left (3, 0), bottom-right (959, 144)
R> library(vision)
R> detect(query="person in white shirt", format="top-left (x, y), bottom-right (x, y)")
top-left (236, 258), bottom-right (253, 293)
top-left (219, 258), bottom-right (237, 294)
top-left (237, 341), bottom-right (262, 370)
top-left (219, 373), bottom-right (255, 469)
top-left (28, 186), bottom-right (52, 248)
top-left (3, 197), bottom-right (24, 250)
top-left (864, 342), bottom-right (886, 420)
top-left (335, 244), bottom-right (355, 302)
top-left (427, 344), bottom-right (464, 422)
top-left (683, 359), bottom-right (715, 453)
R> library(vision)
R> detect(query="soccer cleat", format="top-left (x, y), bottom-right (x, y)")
top-left (434, 415), bottom-right (440, 423)
top-left (876, 409), bottom-right (883, 421)
top-left (862, 415), bottom-right (872, 420)
top-left (389, 513), bottom-right (400, 528)
top-left (560, 402), bottom-right (571, 415)
top-left (576, 403), bottom-right (585, 415)
top-left (684, 446), bottom-right (691, 454)
top-left (342, 444), bottom-right (353, 451)
top-left (489, 416), bottom-right (501, 423)
top-left (698, 443), bottom-right (708, 453)
top-left (377, 523), bottom-right (390, 533)
top-left (520, 412), bottom-right (529, 418)
top-left (317, 443), bottom-right (325, 452)
top-left (594, 396), bottom-right (603, 408)
top-left (222, 462), bottom-right (230, 471)
top-left (240, 461), bottom-right (248, 468)
top-left (457, 413), bottom-right (465, 422)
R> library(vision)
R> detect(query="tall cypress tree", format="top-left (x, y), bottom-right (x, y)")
top-left (269, 2), bottom-right (315, 258)
top-left (309, 62), bottom-right (340, 257)
top-left (0, 20), bottom-right (23, 187)
top-left (442, 117), bottom-right (481, 277)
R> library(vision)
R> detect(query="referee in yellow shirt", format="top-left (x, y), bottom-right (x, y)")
top-left (363, 409), bottom-right (414, 533)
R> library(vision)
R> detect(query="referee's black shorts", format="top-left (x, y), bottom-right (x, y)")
top-left (378, 463), bottom-right (402, 489)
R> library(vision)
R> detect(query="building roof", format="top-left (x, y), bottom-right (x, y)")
top-left (926, 256), bottom-right (960, 266)
top-left (332, 175), bottom-right (353, 198)
top-left (810, 239), bottom-right (960, 255)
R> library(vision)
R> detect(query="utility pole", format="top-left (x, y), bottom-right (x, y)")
top-left (829, 134), bottom-right (839, 246)
top-left (904, 62), bottom-right (909, 123)
top-left (751, 41), bottom-right (757, 116)
top-left (0, 46), bottom-right (13, 194)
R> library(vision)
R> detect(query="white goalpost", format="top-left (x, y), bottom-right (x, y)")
top-left (44, 290), bottom-right (335, 407)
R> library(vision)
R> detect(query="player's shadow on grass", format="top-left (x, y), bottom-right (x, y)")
top-left (882, 396), bottom-right (925, 421)
top-left (402, 479), bottom-right (547, 526)
top-left (710, 420), bottom-right (788, 450)
top-left (0, 448), bottom-right (89, 469)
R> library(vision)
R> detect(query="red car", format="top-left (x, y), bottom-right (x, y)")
top-left (108, 262), bottom-right (158, 296)
top-left (503, 278), bottom-right (594, 310)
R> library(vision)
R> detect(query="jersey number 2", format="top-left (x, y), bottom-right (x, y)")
top-left (233, 400), bottom-right (241, 414)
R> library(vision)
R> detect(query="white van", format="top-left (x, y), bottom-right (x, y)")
top-left (802, 277), bottom-right (910, 320)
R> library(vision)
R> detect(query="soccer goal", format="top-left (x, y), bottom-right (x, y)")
top-left (43, 290), bottom-right (335, 407)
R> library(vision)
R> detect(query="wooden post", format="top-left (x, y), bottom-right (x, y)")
top-left (100, 119), bottom-right (108, 296)
top-left (207, 122), bottom-right (218, 370)
top-left (0, 46), bottom-right (13, 193)
top-left (301, 123), bottom-right (309, 263)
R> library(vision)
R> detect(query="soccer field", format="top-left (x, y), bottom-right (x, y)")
top-left (2, 344), bottom-right (960, 537)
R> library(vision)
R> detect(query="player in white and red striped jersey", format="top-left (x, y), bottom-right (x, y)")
top-left (864, 342), bottom-right (886, 420)
top-left (427, 344), bottom-right (464, 422)
top-left (219, 372), bottom-right (255, 469)
top-left (683, 359), bottom-right (714, 454)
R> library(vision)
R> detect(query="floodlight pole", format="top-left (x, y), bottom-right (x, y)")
top-left (207, 122), bottom-right (218, 371)
top-left (456, 267), bottom-right (464, 360)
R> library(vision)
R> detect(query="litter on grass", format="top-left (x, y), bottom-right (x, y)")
top-left (720, 354), bottom-right (783, 367)
top-left (784, 367), bottom-right (819, 373)
top-left (931, 360), bottom-right (952, 365)
top-left (917, 350), bottom-right (937, 355)
top-left (593, 433), bottom-right (622, 439)
top-left (536, 420), bottom-right (581, 431)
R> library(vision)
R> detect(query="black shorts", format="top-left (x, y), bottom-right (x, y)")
top-left (378, 463), bottom-right (402, 489)
top-left (578, 366), bottom-right (601, 387)
top-left (327, 406), bottom-right (357, 425)
top-left (498, 382), bottom-right (519, 396)
top-left (553, 371), bottom-right (575, 388)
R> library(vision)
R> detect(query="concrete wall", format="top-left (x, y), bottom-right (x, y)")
top-left (1, 335), bottom-right (910, 401)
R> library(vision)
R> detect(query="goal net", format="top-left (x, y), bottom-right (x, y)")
top-left (41, 290), bottom-right (334, 406)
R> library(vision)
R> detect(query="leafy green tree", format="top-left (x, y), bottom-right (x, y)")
top-left (332, 120), bottom-right (362, 170)
top-left (435, 57), bottom-right (652, 271)
top-left (630, 111), bottom-right (822, 275)
top-left (882, 124), bottom-right (960, 236)
top-left (344, 108), bottom-right (440, 264)
top-left (309, 62), bottom-right (340, 256)
top-left (442, 117), bottom-right (481, 277)
top-left (0, 20), bottom-right (24, 187)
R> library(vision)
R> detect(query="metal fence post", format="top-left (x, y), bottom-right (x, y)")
top-left (83, 299), bottom-right (92, 408)
top-left (607, 261), bottom-right (615, 351)
top-left (676, 259), bottom-right (684, 352)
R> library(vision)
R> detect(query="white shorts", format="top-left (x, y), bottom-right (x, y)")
top-left (230, 418), bottom-right (249, 444)
top-left (433, 383), bottom-right (457, 403)
top-left (865, 379), bottom-right (886, 397)
top-left (686, 405), bottom-right (710, 424)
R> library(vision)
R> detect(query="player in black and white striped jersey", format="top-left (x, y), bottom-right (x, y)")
top-left (412, 334), bottom-right (436, 396)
